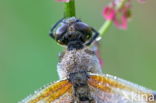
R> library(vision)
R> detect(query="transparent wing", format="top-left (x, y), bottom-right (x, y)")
top-left (88, 73), bottom-right (156, 103)
top-left (19, 79), bottom-right (73, 103)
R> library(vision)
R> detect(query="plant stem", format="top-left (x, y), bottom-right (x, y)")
top-left (99, 20), bottom-right (112, 37)
top-left (64, 0), bottom-right (76, 17)
top-left (98, 0), bottom-right (127, 37)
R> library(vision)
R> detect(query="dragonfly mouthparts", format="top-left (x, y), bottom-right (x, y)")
top-left (67, 40), bottom-right (84, 50)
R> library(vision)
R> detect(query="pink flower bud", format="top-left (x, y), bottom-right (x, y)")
top-left (102, 0), bottom-right (131, 30)
top-left (103, 6), bottom-right (115, 20)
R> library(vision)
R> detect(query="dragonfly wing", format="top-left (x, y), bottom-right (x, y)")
top-left (52, 89), bottom-right (73, 103)
top-left (19, 79), bottom-right (73, 103)
top-left (88, 73), bottom-right (156, 103)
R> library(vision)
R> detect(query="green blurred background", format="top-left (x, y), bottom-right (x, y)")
top-left (0, 0), bottom-right (156, 103)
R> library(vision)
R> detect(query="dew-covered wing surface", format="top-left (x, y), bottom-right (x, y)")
top-left (88, 73), bottom-right (156, 103)
top-left (19, 79), bottom-right (72, 103)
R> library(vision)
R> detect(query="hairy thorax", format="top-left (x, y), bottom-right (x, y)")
top-left (57, 48), bottom-right (102, 79)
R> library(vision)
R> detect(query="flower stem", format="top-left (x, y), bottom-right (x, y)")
top-left (99, 20), bottom-right (112, 36)
top-left (64, 0), bottom-right (76, 17)
top-left (98, 0), bottom-right (127, 36)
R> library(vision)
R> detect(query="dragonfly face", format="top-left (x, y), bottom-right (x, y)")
top-left (49, 17), bottom-right (99, 50)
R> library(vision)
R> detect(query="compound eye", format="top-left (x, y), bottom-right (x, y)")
top-left (55, 24), bottom-right (68, 40)
top-left (74, 22), bottom-right (90, 32)
top-left (74, 22), bottom-right (92, 41)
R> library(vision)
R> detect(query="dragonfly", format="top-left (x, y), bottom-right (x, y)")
top-left (20, 17), bottom-right (156, 103)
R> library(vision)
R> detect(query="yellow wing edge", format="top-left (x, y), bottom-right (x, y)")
top-left (19, 79), bottom-right (72, 103)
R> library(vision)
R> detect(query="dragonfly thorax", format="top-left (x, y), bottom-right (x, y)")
top-left (57, 48), bottom-right (102, 79)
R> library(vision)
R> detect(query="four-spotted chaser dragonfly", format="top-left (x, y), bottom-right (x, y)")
top-left (20, 17), bottom-right (156, 103)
